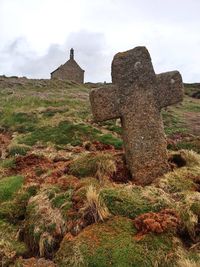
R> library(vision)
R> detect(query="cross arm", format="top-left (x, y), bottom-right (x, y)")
top-left (89, 85), bottom-right (120, 122)
top-left (156, 71), bottom-right (184, 109)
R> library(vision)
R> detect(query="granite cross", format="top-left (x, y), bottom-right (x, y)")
top-left (89, 46), bottom-right (184, 185)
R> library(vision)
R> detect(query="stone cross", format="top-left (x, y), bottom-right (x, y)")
top-left (90, 46), bottom-right (184, 185)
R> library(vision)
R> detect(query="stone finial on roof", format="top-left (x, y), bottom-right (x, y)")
top-left (70, 48), bottom-right (74, 60)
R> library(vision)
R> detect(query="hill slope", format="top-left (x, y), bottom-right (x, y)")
top-left (0, 76), bottom-right (200, 266)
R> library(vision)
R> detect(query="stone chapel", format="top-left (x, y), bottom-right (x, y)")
top-left (51, 48), bottom-right (84, 83)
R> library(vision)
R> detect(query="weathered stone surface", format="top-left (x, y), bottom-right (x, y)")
top-left (90, 46), bottom-right (184, 185)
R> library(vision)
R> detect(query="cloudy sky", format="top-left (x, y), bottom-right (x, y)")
top-left (0, 0), bottom-right (200, 82)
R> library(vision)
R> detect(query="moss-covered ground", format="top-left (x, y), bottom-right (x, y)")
top-left (0, 76), bottom-right (199, 266)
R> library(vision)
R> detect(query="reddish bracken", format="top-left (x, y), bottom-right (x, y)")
top-left (11, 154), bottom-right (70, 186)
top-left (14, 154), bottom-right (51, 172)
top-left (92, 141), bottom-right (115, 151)
top-left (0, 133), bottom-right (11, 158)
top-left (133, 209), bottom-right (180, 235)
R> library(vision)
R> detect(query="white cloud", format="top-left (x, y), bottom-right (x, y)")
top-left (0, 0), bottom-right (199, 82)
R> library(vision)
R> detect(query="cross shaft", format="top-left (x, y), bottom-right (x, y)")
top-left (90, 46), bottom-right (184, 184)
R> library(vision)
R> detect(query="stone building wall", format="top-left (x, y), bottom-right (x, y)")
top-left (51, 60), bottom-right (84, 83)
top-left (51, 49), bottom-right (84, 84)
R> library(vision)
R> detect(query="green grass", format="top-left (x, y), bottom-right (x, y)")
top-left (1, 112), bottom-right (38, 133)
top-left (19, 121), bottom-right (101, 146)
top-left (100, 185), bottom-right (173, 219)
top-left (0, 158), bottom-right (16, 169)
top-left (97, 134), bottom-right (123, 149)
top-left (162, 110), bottom-right (187, 136)
top-left (183, 102), bottom-right (200, 112)
top-left (18, 120), bottom-right (123, 149)
top-left (8, 144), bottom-right (31, 156)
top-left (0, 186), bottom-right (37, 221)
top-left (0, 220), bottom-right (28, 265)
top-left (184, 83), bottom-right (200, 97)
top-left (0, 176), bottom-right (24, 202)
top-left (168, 138), bottom-right (200, 153)
top-left (69, 152), bottom-right (116, 178)
top-left (51, 190), bottom-right (72, 209)
top-left (55, 216), bottom-right (180, 267)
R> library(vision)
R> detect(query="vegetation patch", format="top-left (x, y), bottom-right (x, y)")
top-left (177, 191), bottom-right (200, 242)
top-left (0, 158), bottom-right (16, 169)
top-left (100, 185), bottom-right (173, 219)
top-left (0, 185), bottom-right (37, 221)
top-left (174, 138), bottom-right (200, 153)
top-left (97, 133), bottom-right (123, 149)
top-left (55, 216), bottom-right (182, 267)
top-left (19, 121), bottom-right (101, 146)
top-left (157, 150), bottom-right (200, 193)
top-left (69, 152), bottom-right (116, 180)
top-left (0, 220), bottom-right (28, 266)
top-left (1, 112), bottom-right (38, 133)
top-left (0, 176), bottom-right (24, 202)
top-left (162, 110), bottom-right (187, 136)
top-left (8, 144), bottom-right (31, 156)
top-left (157, 169), bottom-right (197, 193)
top-left (133, 209), bottom-right (180, 235)
top-left (24, 187), bottom-right (67, 257)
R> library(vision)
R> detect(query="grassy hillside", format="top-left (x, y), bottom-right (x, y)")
top-left (0, 76), bottom-right (200, 266)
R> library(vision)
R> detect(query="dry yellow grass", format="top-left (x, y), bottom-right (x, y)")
top-left (177, 258), bottom-right (200, 267)
top-left (69, 152), bottom-right (116, 182)
top-left (81, 186), bottom-right (111, 223)
top-left (180, 149), bottom-right (200, 167)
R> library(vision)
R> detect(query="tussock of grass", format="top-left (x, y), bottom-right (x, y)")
top-left (0, 158), bottom-right (16, 169)
top-left (25, 187), bottom-right (66, 257)
top-left (0, 176), bottom-right (24, 202)
top-left (179, 150), bottom-right (200, 167)
top-left (177, 192), bottom-right (200, 241)
top-left (157, 169), bottom-right (197, 193)
top-left (69, 153), bottom-right (116, 181)
top-left (8, 144), bottom-right (31, 156)
top-left (157, 150), bottom-right (200, 193)
top-left (81, 186), bottom-right (110, 223)
top-left (72, 177), bottom-right (101, 207)
top-left (178, 258), bottom-right (200, 267)
top-left (0, 185), bottom-right (37, 221)
top-left (0, 220), bottom-right (27, 266)
top-left (100, 185), bottom-right (173, 219)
